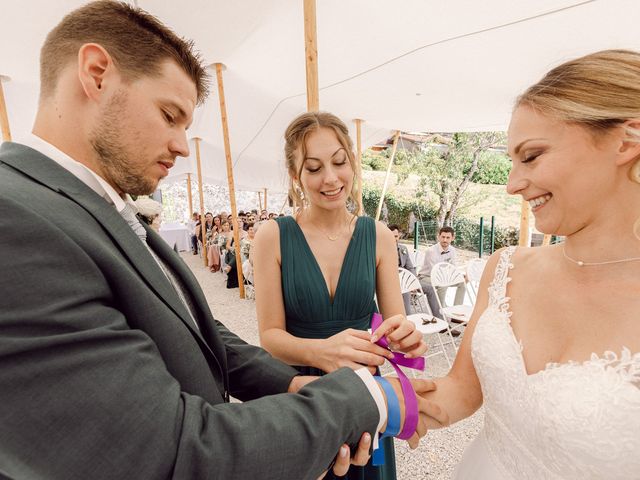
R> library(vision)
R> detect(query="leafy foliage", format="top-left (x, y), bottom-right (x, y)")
top-left (469, 151), bottom-right (512, 185)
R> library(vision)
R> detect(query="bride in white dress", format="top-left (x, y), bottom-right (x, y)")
top-left (425, 50), bottom-right (640, 479)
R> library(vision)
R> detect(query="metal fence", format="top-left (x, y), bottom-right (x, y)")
top-left (413, 218), bottom-right (562, 257)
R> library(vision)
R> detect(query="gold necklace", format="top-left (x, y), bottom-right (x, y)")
top-left (310, 215), bottom-right (352, 241)
top-left (562, 247), bottom-right (640, 267)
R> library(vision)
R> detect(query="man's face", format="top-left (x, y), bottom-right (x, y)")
top-left (391, 229), bottom-right (400, 244)
top-left (89, 60), bottom-right (197, 196)
top-left (438, 232), bottom-right (454, 249)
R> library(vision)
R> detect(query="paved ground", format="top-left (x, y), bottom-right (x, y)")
top-left (181, 252), bottom-right (483, 479)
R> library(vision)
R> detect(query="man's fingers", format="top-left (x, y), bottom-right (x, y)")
top-left (330, 445), bottom-right (350, 477)
top-left (351, 433), bottom-right (372, 466)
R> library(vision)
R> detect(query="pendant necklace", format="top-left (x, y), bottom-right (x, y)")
top-left (562, 247), bottom-right (640, 267)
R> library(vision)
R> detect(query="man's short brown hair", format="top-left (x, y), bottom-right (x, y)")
top-left (40, 0), bottom-right (209, 104)
top-left (438, 226), bottom-right (455, 236)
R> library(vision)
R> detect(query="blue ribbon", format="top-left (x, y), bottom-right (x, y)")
top-left (372, 376), bottom-right (401, 466)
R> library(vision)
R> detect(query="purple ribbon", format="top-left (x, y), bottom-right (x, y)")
top-left (371, 312), bottom-right (425, 440)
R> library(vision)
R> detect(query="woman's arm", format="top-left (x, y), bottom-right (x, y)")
top-left (373, 222), bottom-right (426, 357)
top-left (423, 249), bottom-right (506, 427)
top-left (255, 220), bottom-right (393, 373)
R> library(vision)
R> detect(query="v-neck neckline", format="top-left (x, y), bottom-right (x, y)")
top-left (292, 216), bottom-right (361, 306)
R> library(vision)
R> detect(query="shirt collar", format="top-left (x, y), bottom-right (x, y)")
top-left (20, 133), bottom-right (136, 213)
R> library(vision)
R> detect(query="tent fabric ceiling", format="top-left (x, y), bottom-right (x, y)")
top-left (2, 0), bottom-right (639, 193)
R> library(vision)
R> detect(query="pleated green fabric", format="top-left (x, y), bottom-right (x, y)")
top-left (276, 215), bottom-right (397, 480)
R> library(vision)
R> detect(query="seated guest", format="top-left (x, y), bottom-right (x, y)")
top-left (389, 224), bottom-right (416, 315)
top-left (417, 226), bottom-right (466, 319)
top-left (188, 211), bottom-right (199, 255)
top-left (241, 224), bottom-right (256, 264)
top-left (223, 236), bottom-right (239, 289)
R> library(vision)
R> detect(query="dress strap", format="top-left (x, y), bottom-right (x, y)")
top-left (487, 246), bottom-right (516, 315)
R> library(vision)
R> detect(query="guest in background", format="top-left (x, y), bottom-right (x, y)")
top-left (417, 226), bottom-right (465, 319)
top-left (389, 224), bottom-right (416, 315)
top-left (188, 211), bottom-right (199, 255)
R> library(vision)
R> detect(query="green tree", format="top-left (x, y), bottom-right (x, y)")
top-left (383, 132), bottom-right (505, 227)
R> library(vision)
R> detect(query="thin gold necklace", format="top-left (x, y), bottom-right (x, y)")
top-left (309, 214), bottom-right (352, 241)
top-left (562, 247), bottom-right (640, 267)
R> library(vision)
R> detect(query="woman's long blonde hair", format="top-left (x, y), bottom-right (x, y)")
top-left (284, 111), bottom-right (363, 215)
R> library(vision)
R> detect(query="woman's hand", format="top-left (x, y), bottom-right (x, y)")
top-left (315, 328), bottom-right (394, 374)
top-left (371, 314), bottom-right (426, 358)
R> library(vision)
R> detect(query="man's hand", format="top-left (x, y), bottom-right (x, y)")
top-left (317, 432), bottom-right (372, 480)
top-left (376, 377), bottom-right (449, 449)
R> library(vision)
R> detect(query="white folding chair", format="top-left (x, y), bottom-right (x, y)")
top-left (398, 267), bottom-right (455, 368)
top-left (431, 262), bottom-right (469, 343)
top-left (465, 258), bottom-right (487, 304)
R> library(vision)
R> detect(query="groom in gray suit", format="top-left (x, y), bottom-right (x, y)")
top-left (0, 2), bottom-right (445, 479)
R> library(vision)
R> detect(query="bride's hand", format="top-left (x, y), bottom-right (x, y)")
top-left (371, 314), bottom-right (427, 358)
top-left (316, 328), bottom-right (394, 374)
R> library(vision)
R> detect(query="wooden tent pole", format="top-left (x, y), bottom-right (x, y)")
top-left (279, 195), bottom-right (288, 215)
top-left (542, 234), bottom-right (552, 246)
top-left (263, 188), bottom-right (268, 212)
top-left (194, 137), bottom-right (208, 266)
top-left (354, 119), bottom-right (364, 214)
top-left (518, 200), bottom-right (531, 247)
top-left (186, 173), bottom-right (193, 217)
top-left (0, 76), bottom-right (12, 142)
top-left (214, 63), bottom-right (245, 299)
top-left (375, 131), bottom-right (400, 221)
top-left (303, 0), bottom-right (319, 111)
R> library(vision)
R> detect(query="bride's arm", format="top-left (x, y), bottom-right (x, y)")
top-left (424, 250), bottom-right (504, 427)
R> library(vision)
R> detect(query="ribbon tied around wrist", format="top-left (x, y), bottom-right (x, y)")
top-left (371, 312), bottom-right (425, 440)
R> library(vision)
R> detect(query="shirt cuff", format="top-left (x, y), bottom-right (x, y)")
top-left (354, 368), bottom-right (387, 450)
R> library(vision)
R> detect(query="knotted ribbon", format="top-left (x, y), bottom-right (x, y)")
top-left (371, 312), bottom-right (425, 440)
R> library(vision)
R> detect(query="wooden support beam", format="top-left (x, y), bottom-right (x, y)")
top-left (375, 131), bottom-right (400, 221)
top-left (303, 0), bottom-right (319, 111)
top-left (354, 119), bottom-right (363, 215)
top-left (194, 137), bottom-right (209, 266)
top-left (186, 173), bottom-right (193, 217)
top-left (214, 63), bottom-right (245, 299)
top-left (0, 76), bottom-right (12, 142)
top-left (518, 199), bottom-right (531, 247)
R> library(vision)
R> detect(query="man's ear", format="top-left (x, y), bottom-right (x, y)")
top-left (616, 120), bottom-right (640, 167)
top-left (77, 43), bottom-right (115, 102)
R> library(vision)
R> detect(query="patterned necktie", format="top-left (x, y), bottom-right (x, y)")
top-left (119, 203), bottom-right (147, 242)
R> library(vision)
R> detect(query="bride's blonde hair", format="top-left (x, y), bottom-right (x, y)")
top-left (516, 49), bottom-right (640, 184)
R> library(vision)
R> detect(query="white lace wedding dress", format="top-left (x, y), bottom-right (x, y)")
top-left (454, 247), bottom-right (640, 479)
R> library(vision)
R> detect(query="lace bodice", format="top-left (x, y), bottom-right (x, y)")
top-left (469, 247), bottom-right (640, 479)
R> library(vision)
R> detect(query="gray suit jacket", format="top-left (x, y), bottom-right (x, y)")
top-left (398, 244), bottom-right (416, 275)
top-left (0, 142), bottom-right (378, 480)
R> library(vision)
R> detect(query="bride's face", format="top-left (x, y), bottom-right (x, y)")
top-left (506, 105), bottom-right (621, 236)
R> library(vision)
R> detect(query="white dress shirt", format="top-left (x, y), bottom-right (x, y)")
top-left (418, 242), bottom-right (457, 277)
top-left (15, 134), bottom-right (388, 445)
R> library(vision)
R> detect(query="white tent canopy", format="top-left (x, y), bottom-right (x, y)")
top-left (2, 0), bottom-right (639, 193)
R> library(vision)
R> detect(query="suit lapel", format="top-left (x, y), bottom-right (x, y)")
top-left (145, 226), bottom-right (228, 374)
top-left (0, 143), bottom-right (224, 366)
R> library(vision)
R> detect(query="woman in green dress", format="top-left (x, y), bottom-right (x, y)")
top-left (254, 112), bottom-right (427, 480)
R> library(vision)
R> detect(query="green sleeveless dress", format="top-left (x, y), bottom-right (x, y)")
top-left (276, 215), bottom-right (397, 480)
